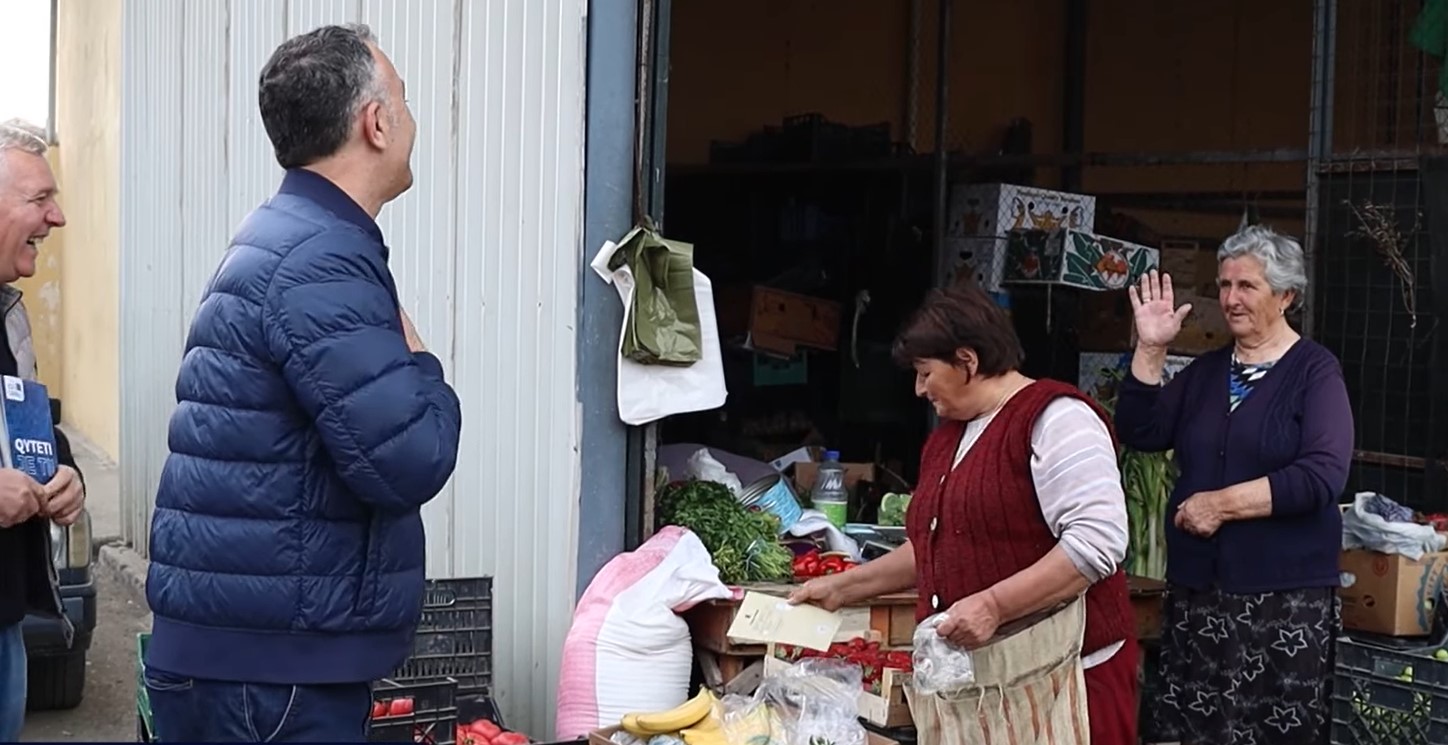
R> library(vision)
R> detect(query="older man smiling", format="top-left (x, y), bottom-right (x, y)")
top-left (0, 117), bottom-right (86, 742)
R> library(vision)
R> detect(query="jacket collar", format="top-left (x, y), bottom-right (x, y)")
top-left (278, 168), bottom-right (386, 248)
top-left (0, 284), bottom-right (22, 313)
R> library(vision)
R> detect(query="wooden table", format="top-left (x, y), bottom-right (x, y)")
top-left (684, 576), bottom-right (1167, 691)
top-left (1128, 575), bottom-right (1166, 642)
top-left (684, 583), bottom-right (916, 691)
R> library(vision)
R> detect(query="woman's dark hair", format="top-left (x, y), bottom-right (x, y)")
top-left (891, 283), bottom-right (1025, 375)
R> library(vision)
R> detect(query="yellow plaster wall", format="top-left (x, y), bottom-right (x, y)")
top-left (50, 0), bottom-right (120, 459)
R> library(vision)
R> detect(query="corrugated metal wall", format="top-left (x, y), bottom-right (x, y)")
top-left (118, 0), bottom-right (586, 735)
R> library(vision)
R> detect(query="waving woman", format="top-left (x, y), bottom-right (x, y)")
top-left (1115, 225), bottom-right (1353, 745)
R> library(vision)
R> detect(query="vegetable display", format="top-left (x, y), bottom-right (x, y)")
top-left (455, 716), bottom-right (530, 745)
top-left (370, 696), bottom-right (416, 718)
top-left (773, 638), bottom-right (912, 696)
top-left (1090, 366), bottom-right (1175, 580)
top-left (657, 480), bottom-right (794, 584)
top-left (877, 493), bottom-right (911, 527)
top-left (619, 687), bottom-right (725, 745)
top-left (792, 550), bottom-right (857, 580)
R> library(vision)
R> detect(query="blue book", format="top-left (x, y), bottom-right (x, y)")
top-left (0, 375), bottom-right (57, 485)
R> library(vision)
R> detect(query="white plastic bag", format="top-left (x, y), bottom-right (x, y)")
top-left (590, 238), bottom-right (728, 426)
top-left (685, 448), bottom-right (743, 496)
top-left (754, 658), bottom-right (867, 745)
top-left (910, 612), bottom-right (977, 695)
top-left (555, 527), bottom-right (733, 738)
top-left (1343, 492), bottom-right (1447, 560)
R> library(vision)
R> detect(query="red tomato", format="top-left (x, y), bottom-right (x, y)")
top-left (469, 719), bottom-right (502, 740)
top-left (387, 697), bottom-right (414, 716)
top-left (493, 733), bottom-right (530, 745)
top-left (371, 700), bottom-right (389, 719)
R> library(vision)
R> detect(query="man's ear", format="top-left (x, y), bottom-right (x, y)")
top-left (360, 100), bottom-right (388, 150)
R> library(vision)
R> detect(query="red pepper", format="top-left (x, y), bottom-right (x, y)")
top-left (802, 556), bottom-right (821, 576)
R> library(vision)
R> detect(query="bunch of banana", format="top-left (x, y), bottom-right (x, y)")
top-left (621, 688), bottom-right (719, 741)
top-left (718, 703), bottom-right (783, 745)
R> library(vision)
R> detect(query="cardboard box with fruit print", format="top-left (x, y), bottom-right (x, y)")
top-left (938, 183), bottom-right (1097, 291)
top-left (1003, 228), bottom-right (1159, 292)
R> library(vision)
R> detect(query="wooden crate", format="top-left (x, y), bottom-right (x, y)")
top-left (869, 603), bottom-right (918, 648)
top-left (1127, 575), bottom-right (1166, 642)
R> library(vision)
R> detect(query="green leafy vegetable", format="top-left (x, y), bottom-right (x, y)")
top-left (1091, 366), bottom-right (1175, 580)
top-left (657, 480), bottom-right (794, 584)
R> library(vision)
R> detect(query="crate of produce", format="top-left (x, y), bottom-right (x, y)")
top-left (369, 678), bottom-right (459, 745)
top-left (393, 577), bottom-right (494, 695)
top-left (1331, 585), bottom-right (1448, 745)
top-left (1330, 638), bottom-right (1448, 744)
top-left (768, 635), bottom-right (913, 728)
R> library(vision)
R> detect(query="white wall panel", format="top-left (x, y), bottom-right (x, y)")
top-left (227, 0), bottom-right (288, 229)
top-left (118, 0), bottom-right (587, 736)
top-left (362, 0), bottom-right (461, 579)
top-left (118, 0), bottom-right (186, 558)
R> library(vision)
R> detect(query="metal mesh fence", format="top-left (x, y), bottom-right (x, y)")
top-left (1312, 0), bottom-right (1448, 510)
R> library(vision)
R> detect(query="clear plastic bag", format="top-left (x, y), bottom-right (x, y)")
top-left (720, 693), bottom-right (787, 745)
top-left (754, 658), bottom-right (867, 745)
top-left (911, 612), bottom-right (977, 695)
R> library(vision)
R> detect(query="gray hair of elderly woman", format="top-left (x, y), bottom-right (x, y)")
top-left (1216, 224), bottom-right (1309, 310)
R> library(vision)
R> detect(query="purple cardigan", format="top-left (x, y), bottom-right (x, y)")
top-left (1114, 339), bottom-right (1354, 593)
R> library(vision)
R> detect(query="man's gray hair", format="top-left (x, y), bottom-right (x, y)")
top-left (258, 23), bottom-right (387, 169)
top-left (0, 119), bottom-right (48, 158)
top-left (1217, 224), bottom-right (1309, 309)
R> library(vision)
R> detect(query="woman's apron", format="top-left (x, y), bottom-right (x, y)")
top-left (905, 597), bottom-right (1091, 745)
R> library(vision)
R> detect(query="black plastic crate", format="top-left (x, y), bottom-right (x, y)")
top-left (456, 693), bottom-right (507, 732)
top-left (453, 695), bottom-right (587, 745)
top-left (370, 678), bottom-right (458, 745)
top-left (780, 113), bottom-right (852, 163)
top-left (393, 578), bottom-right (494, 695)
top-left (1331, 639), bottom-right (1448, 744)
top-left (847, 123), bottom-right (892, 159)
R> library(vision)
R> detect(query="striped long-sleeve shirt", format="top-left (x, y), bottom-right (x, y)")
top-left (950, 395), bottom-right (1130, 667)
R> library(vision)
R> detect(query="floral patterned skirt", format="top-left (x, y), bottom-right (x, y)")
top-left (1149, 584), bottom-right (1339, 745)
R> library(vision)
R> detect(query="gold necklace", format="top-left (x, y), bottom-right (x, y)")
top-left (977, 378), bottom-right (1033, 421)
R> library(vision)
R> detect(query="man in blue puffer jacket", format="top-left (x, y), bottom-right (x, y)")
top-left (141, 24), bottom-right (462, 743)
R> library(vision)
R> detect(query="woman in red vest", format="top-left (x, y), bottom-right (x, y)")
top-left (791, 283), bottom-right (1139, 744)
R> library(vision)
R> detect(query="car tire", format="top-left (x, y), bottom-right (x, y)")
top-left (25, 651), bottom-right (85, 711)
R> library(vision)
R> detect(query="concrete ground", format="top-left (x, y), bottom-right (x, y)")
top-left (20, 428), bottom-right (151, 742)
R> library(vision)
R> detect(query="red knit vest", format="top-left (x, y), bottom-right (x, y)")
top-left (906, 379), bottom-right (1133, 656)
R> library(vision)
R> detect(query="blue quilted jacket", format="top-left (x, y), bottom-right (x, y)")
top-left (144, 169), bottom-right (463, 685)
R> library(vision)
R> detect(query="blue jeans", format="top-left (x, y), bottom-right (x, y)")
top-left (0, 624), bottom-right (25, 742)
top-left (144, 667), bottom-right (372, 742)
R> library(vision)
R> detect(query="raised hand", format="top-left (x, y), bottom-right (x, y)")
top-left (1128, 270), bottom-right (1192, 348)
